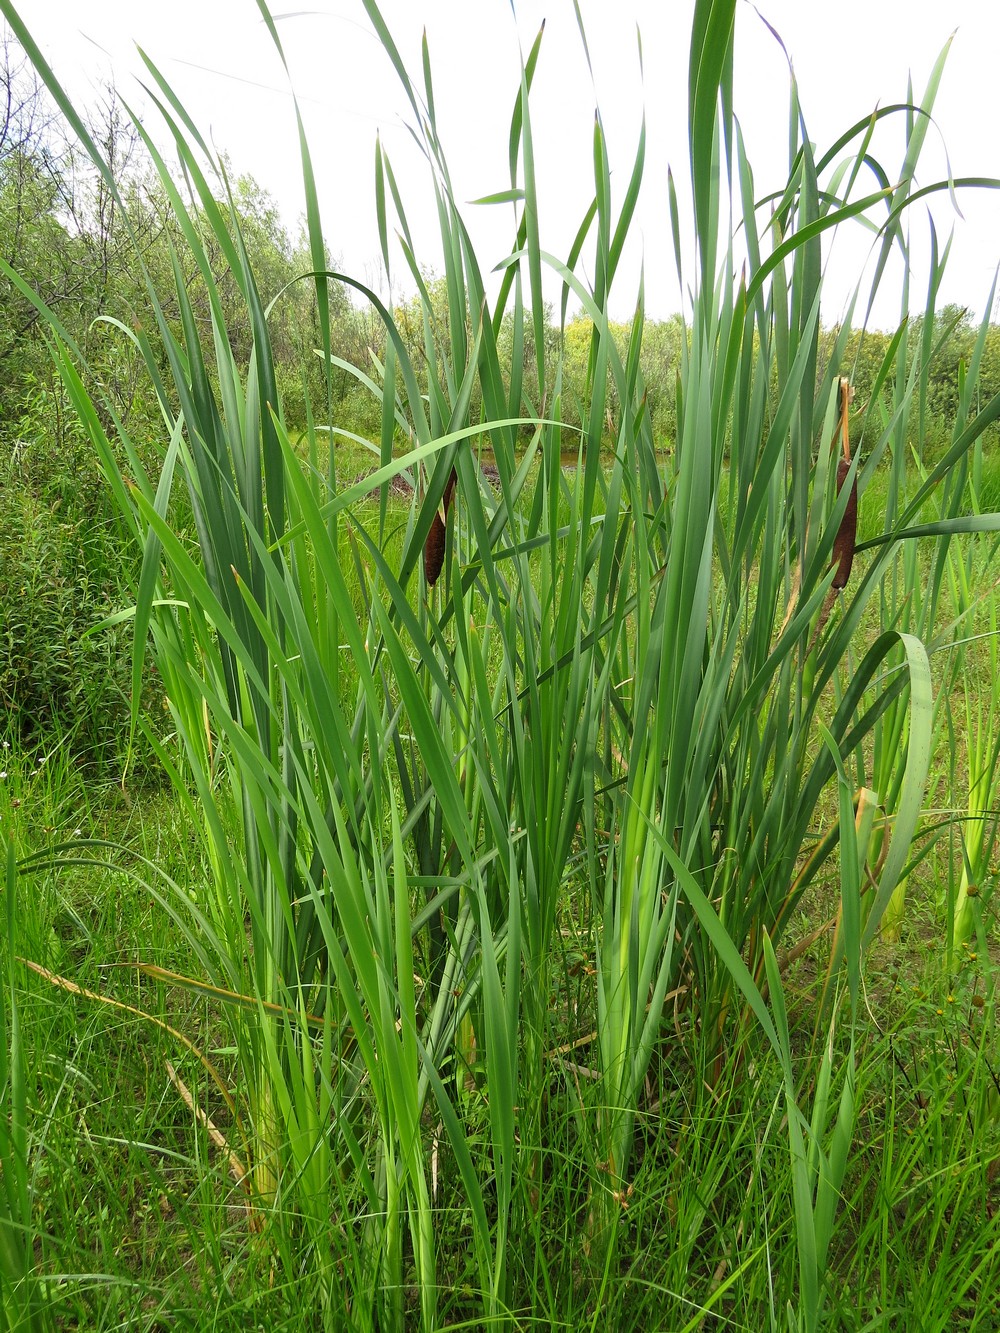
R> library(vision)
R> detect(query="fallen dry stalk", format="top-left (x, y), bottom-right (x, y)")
top-left (22, 959), bottom-right (235, 1113)
top-left (165, 1059), bottom-right (250, 1190)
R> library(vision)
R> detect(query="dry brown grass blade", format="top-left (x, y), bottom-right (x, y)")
top-left (138, 963), bottom-right (334, 1031)
top-left (164, 1059), bottom-right (252, 1190)
top-left (21, 958), bottom-right (240, 1127)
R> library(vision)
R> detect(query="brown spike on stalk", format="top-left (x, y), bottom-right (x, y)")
top-left (832, 378), bottom-right (857, 590)
top-left (424, 467), bottom-right (457, 588)
top-left (424, 514), bottom-right (446, 587)
top-left (832, 458), bottom-right (857, 589)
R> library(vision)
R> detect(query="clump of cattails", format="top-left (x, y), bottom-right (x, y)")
top-left (424, 467), bottom-right (457, 588)
top-left (832, 377), bottom-right (857, 590)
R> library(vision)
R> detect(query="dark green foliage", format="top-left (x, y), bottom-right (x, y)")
top-left (0, 378), bottom-right (145, 772)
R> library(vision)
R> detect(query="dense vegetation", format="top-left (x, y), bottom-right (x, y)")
top-left (3, 2), bottom-right (1000, 1329)
top-left (4, 25), bottom-right (1000, 775)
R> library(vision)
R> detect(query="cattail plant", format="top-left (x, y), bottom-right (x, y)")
top-left (5, 0), bottom-right (1000, 1327)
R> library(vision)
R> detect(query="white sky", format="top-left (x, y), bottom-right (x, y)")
top-left (14, 0), bottom-right (1000, 330)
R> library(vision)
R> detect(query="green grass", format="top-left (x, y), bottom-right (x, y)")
top-left (4, 795), bottom-right (1000, 1329)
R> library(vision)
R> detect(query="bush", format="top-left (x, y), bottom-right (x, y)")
top-left (0, 381), bottom-right (153, 776)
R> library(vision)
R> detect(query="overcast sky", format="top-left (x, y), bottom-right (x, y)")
top-left (14, 0), bottom-right (1000, 329)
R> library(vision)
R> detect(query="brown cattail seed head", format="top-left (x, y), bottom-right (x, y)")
top-left (424, 513), bottom-right (446, 587)
top-left (423, 467), bottom-right (457, 588)
top-left (832, 458), bottom-right (857, 590)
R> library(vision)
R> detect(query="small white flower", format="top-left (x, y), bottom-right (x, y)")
top-left (0, 772), bottom-right (7, 780)
top-left (73, 828), bottom-right (82, 837)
